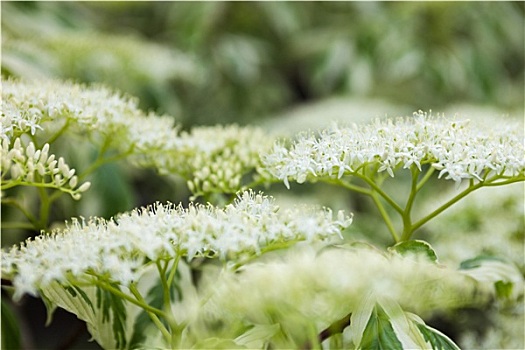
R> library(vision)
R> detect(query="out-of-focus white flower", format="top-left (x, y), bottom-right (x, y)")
top-left (202, 245), bottom-right (484, 329)
top-left (3, 31), bottom-right (202, 86)
top-left (1, 190), bottom-right (351, 300)
top-left (261, 111), bottom-right (525, 188)
top-left (459, 301), bottom-right (524, 350)
top-left (148, 125), bottom-right (276, 196)
top-left (0, 137), bottom-right (90, 199)
top-left (420, 183), bottom-right (525, 270)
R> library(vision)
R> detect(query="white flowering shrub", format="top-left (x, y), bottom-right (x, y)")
top-left (1, 77), bottom-right (524, 349)
top-left (261, 112), bottom-right (525, 241)
top-left (1, 78), bottom-right (273, 232)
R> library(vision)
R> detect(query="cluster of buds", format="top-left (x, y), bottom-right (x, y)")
top-left (1, 138), bottom-right (91, 199)
top-left (153, 125), bottom-right (276, 197)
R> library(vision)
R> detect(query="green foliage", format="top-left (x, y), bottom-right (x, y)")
top-left (2, 2), bottom-right (523, 126)
top-left (1, 298), bottom-right (22, 350)
top-left (416, 323), bottom-right (460, 350)
top-left (97, 284), bottom-right (128, 349)
top-left (389, 240), bottom-right (439, 263)
top-left (359, 304), bottom-right (403, 350)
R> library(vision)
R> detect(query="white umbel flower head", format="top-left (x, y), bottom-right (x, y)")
top-left (203, 245), bottom-right (483, 328)
top-left (1, 190), bottom-right (352, 300)
top-left (1, 78), bottom-right (178, 155)
top-left (261, 111), bottom-right (525, 187)
top-left (1, 78), bottom-right (275, 197)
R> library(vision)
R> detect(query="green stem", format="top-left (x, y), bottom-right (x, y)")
top-left (78, 149), bottom-right (134, 180)
top-left (129, 283), bottom-right (172, 344)
top-left (370, 191), bottom-right (399, 242)
top-left (321, 178), bottom-right (371, 196)
top-left (45, 119), bottom-right (71, 145)
top-left (231, 240), bottom-right (301, 270)
top-left (410, 181), bottom-right (484, 235)
top-left (159, 256), bottom-right (185, 348)
top-left (166, 254), bottom-right (181, 291)
top-left (1, 181), bottom-right (77, 194)
top-left (482, 176), bottom-right (524, 186)
top-left (156, 260), bottom-right (171, 312)
top-left (88, 278), bottom-right (166, 318)
top-left (0, 222), bottom-right (39, 230)
top-left (1, 198), bottom-right (39, 229)
top-left (354, 172), bottom-right (404, 215)
top-left (415, 166), bottom-right (435, 192)
top-left (400, 166), bottom-right (420, 241)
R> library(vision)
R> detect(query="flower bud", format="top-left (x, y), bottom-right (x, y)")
top-left (77, 182), bottom-right (91, 192)
top-left (26, 142), bottom-right (35, 158)
top-left (69, 176), bottom-right (78, 188)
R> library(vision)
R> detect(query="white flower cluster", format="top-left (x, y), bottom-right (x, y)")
top-left (1, 138), bottom-right (91, 199)
top-left (203, 246), bottom-right (481, 328)
top-left (1, 191), bottom-right (352, 300)
top-left (261, 111), bottom-right (525, 187)
top-left (151, 125), bottom-right (276, 196)
top-left (1, 78), bottom-right (178, 154)
top-left (2, 78), bottom-right (276, 196)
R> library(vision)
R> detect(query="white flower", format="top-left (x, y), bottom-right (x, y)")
top-left (2, 78), bottom-right (275, 196)
top-left (1, 78), bottom-right (179, 155)
top-left (261, 111), bottom-right (525, 187)
top-left (147, 125), bottom-right (276, 196)
top-left (202, 245), bottom-right (485, 329)
top-left (1, 190), bottom-right (352, 300)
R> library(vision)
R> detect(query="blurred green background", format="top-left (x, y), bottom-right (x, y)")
top-left (1, 2), bottom-right (524, 349)
top-left (3, 1), bottom-right (524, 127)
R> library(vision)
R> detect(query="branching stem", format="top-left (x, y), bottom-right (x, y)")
top-left (129, 282), bottom-right (172, 344)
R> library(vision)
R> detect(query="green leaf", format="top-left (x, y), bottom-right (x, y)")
top-left (65, 285), bottom-right (78, 297)
top-left (459, 255), bottom-right (523, 301)
top-left (459, 255), bottom-right (505, 270)
top-left (72, 285), bottom-right (95, 313)
top-left (1, 298), bottom-right (22, 350)
top-left (494, 280), bottom-right (513, 300)
top-left (234, 323), bottom-right (280, 348)
top-left (40, 281), bottom-right (131, 349)
top-left (128, 281), bottom-right (165, 349)
top-left (194, 337), bottom-right (245, 349)
top-left (389, 240), bottom-right (438, 263)
top-left (96, 283), bottom-right (128, 349)
top-left (359, 303), bottom-right (403, 350)
top-left (416, 323), bottom-right (460, 350)
top-left (350, 294), bottom-right (376, 347)
top-left (40, 291), bottom-right (58, 326)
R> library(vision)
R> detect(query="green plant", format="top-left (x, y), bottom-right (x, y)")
top-left (2, 78), bottom-right (523, 349)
